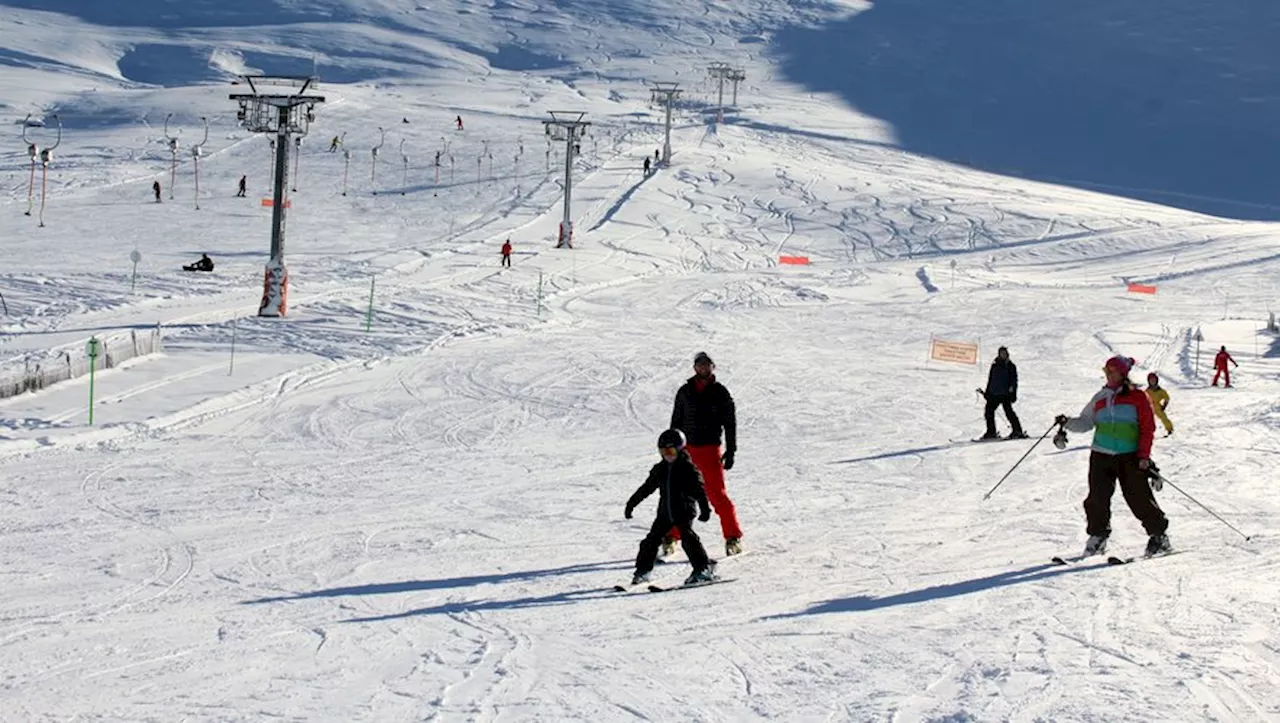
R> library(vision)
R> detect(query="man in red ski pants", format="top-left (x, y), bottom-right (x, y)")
top-left (1212, 346), bottom-right (1238, 387)
top-left (665, 351), bottom-right (744, 557)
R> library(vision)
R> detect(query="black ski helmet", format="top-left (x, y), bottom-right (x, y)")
top-left (657, 429), bottom-right (686, 450)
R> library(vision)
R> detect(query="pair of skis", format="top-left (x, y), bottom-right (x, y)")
top-left (1051, 550), bottom-right (1183, 566)
top-left (613, 577), bottom-right (736, 594)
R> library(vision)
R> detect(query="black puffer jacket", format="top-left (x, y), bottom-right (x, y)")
top-left (670, 376), bottom-right (737, 450)
top-left (985, 359), bottom-right (1018, 399)
top-left (626, 452), bottom-right (709, 523)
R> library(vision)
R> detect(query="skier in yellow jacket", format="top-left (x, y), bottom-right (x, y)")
top-left (1146, 372), bottom-right (1173, 436)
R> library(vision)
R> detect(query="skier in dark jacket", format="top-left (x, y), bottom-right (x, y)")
top-left (978, 346), bottom-right (1025, 439)
top-left (625, 429), bottom-right (715, 586)
top-left (152, 180), bottom-right (162, 203)
top-left (666, 351), bottom-right (744, 556)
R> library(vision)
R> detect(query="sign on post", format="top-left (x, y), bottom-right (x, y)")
top-left (929, 338), bottom-right (979, 366)
top-left (130, 249), bottom-right (142, 293)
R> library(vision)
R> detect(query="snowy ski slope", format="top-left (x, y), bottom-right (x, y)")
top-left (1, 1), bottom-right (1279, 720)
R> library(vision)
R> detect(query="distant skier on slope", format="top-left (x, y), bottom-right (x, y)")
top-left (1212, 346), bottom-right (1238, 387)
top-left (152, 180), bottom-right (162, 203)
top-left (643, 156), bottom-right (651, 177)
top-left (1145, 372), bottom-right (1174, 436)
top-left (977, 346), bottom-right (1026, 440)
top-left (455, 115), bottom-right (464, 131)
top-left (624, 429), bottom-right (716, 587)
top-left (500, 239), bottom-right (512, 267)
top-left (236, 175), bottom-right (247, 197)
top-left (1055, 355), bottom-right (1171, 559)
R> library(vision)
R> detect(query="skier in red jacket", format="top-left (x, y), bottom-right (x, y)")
top-left (1212, 346), bottom-right (1238, 387)
top-left (500, 239), bottom-right (512, 267)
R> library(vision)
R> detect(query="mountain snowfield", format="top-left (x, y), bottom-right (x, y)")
top-left (2, 0), bottom-right (1279, 720)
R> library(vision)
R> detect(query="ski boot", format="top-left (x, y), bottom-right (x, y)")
top-left (659, 533), bottom-right (677, 558)
top-left (1083, 534), bottom-right (1108, 557)
top-left (631, 570), bottom-right (651, 586)
top-left (684, 561), bottom-right (718, 586)
top-left (725, 537), bottom-right (743, 556)
top-left (1145, 533), bottom-right (1172, 557)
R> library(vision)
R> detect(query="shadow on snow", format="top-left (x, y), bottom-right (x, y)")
top-left (242, 558), bottom-right (631, 607)
top-left (763, 562), bottom-right (1100, 619)
top-left (773, 1), bottom-right (1280, 220)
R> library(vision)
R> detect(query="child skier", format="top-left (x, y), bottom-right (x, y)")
top-left (624, 429), bottom-right (716, 586)
top-left (1055, 355), bottom-right (1171, 558)
top-left (1145, 372), bottom-right (1174, 436)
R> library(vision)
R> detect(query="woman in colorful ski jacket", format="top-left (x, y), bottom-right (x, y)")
top-left (1056, 355), bottom-right (1170, 558)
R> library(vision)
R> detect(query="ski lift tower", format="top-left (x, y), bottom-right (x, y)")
top-left (229, 75), bottom-right (325, 317)
top-left (542, 111), bottom-right (590, 248)
top-left (707, 62), bottom-right (732, 122)
top-left (650, 82), bottom-right (681, 166)
top-left (727, 67), bottom-right (747, 108)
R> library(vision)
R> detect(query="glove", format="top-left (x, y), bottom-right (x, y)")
top-left (624, 504), bottom-right (634, 520)
top-left (721, 450), bottom-right (735, 471)
top-left (1055, 414), bottom-right (1068, 426)
top-left (1147, 469), bottom-right (1163, 492)
top-left (1010, 395), bottom-right (1017, 405)
top-left (698, 505), bottom-right (711, 522)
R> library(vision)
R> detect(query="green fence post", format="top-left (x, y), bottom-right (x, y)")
top-left (86, 337), bottom-right (99, 425)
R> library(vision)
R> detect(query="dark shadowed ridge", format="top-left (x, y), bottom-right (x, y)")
top-left (774, 1), bottom-right (1280, 220)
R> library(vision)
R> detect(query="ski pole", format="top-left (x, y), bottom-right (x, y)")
top-left (983, 420), bottom-right (1059, 500)
top-left (1149, 465), bottom-right (1252, 541)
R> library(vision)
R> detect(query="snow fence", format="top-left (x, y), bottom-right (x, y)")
top-left (0, 326), bottom-right (163, 400)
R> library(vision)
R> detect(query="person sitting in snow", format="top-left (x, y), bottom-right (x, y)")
top-left (182, 253), bottom-right (214, 272)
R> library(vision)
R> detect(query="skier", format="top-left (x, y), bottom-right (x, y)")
top-left (643, 156), bottom-right (652, 177)
top-left (1145, 372), bottom-right (1174, 436)
top-left (500, 239), bottom-right (512, 268)
top-left (1055, 355), bottom-right (1171, 558)
top-left (182, 253), bottom-right (214, 272)
top-left (236, 175), bottom-right (247, 197)
top-left (977, 346), bottom-right (1026, 439)
top-left (328, 135), bottom-right (340, 152)
top-left (665, 351), bottom-right (744, 557)
top-left (152, 180), bottom-right (162, 203)
top-left (654, 149), bottom-right (660, 163)
top-left (455, 115), bottom-right (464, 131)
top-left (624, 429), bottom-right (716, 587)
top-left (1212, 346), bottom-right (1238, 387)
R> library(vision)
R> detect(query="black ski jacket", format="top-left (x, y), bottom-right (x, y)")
top-left (626, 452), bottom-right (709, 523)
top-left (670, 376), bottom-right (737, 450)
top-left (985, 359), bottom-right (1018, 399)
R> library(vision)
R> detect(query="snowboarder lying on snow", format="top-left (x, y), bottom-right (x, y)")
top-left (182, 254), bottom-right (214, 272)
top-left (1055, 355), bottom-right (1171, 559)
top-left (624, 429), bottom-right (717, 587)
